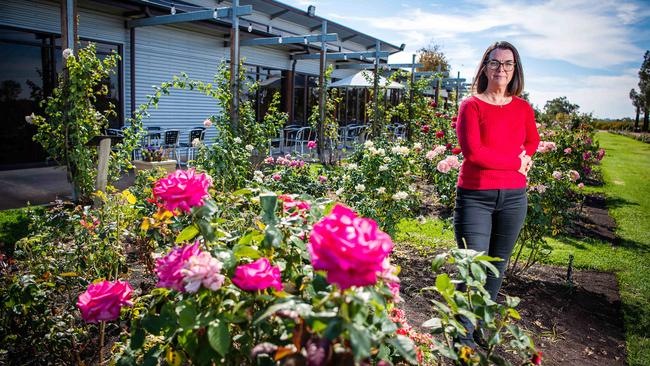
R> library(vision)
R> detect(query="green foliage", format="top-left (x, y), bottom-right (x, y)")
top-left (335, 139), bottom-right (420, 235)
top-left (422, 249), bottom-right (538, 365)
top-left (308, 65), bottom-right (342, 162)
top-left (31, 44), bottom-right (136, 201)
top-left (255, 156), bottom-right (330, 197)
top-left (0, 189), bottom-right (140, 364)
top-left (116, 192), bottom-right (416, 365)
top-left (0, 206), bottom-right (44, 256)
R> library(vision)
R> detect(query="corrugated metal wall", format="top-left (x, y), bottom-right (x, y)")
top-left (134, 25), bottom-right (227, 143)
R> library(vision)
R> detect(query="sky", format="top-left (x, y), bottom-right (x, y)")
top-left (281, 0), bottom-right (650, 119)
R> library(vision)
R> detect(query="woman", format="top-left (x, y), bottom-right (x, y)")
top-left (454, 41), bottom-right (540, 343)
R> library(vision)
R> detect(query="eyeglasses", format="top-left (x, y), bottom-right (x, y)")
top-left (485, 60), bottom-right (516, 71)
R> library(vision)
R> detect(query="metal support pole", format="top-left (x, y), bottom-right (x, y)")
top-left (318, 20), bottom-right (327, 163)
top-left (455, 71), bottom-right (460, 109)
top-left (434, 64), bottom-right (441, 104)
top-left (372, 40), bottom-right (380, 137)
top-left (130, 27), bottom-right (136, 120)
top-left (407, 53), bottom-right (416, 140)
top-left (230, 0), bottom-right (240, 133)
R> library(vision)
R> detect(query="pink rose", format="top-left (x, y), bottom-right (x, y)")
top-left (308, 204), bottom-right (393, 289)
top-left (436, 159), bottom-right (451, 173)
top-left (421, 125), bottom-right (430, 133)
top-left (537, 141), bottom-right (557, 153)
top-left (232, 258), bottom-right (283, 292)
top-left (77, 280), bottom-right (133, 323)
top-left (445, 155), bottom-right (461, 169)
top-left (181, 252), bottom-right (225, 293)
top-left (451, 122), bottom-right (457, 129)
top-left (272, 174), bottom-right (281, 181)
top-left (583, 151), bottom-right (592, 160)
top-left (318, 175), bottom-right (327, 183)
top-left (577, 183), bottom-right (585, 189)
top-left (568, 170), bottom-right (580, 182)
top-left (203, 118), bottom-right (212, 128)
top-left (153, 169), bottom-right (212, 214)
top-left (307, 140), bottom-right (317, 149)
top-left (552, 171), bottom-right (563, 180)
top-left (278, 194), bottom-right (311, 216)
top-left (596, 148), bottom-right (605, 161)
top-left (564, 147), bottom-right (572, 154)
top-left (436, 130), bottom-right (445, 139)
top-left (264, 156), bottom-right (275, 165)
top-left (155, 242), bottom-right (202, 292)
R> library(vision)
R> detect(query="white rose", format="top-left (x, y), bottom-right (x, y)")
top-left (379, 165), bottom-right (388, 172)
top-left (62, 48), bottom-right (73, 59)
top-left (234, 137), bottom-right (242, 144)
top-left (392, 191), bottom-right (408, 201)
top-left (377, 187), bottom-right (386, 194)
top-left (355, 184), bottom-right (366, 192)
top-left (245, 144), bottom-right (254, 152)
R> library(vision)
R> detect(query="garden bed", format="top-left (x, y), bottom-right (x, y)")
top-left (394, 244), bottom-right (626, 366)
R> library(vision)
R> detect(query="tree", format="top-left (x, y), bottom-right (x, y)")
top-left (638, 50), bottom-right (650, 132)
top-left (416, 43), bottom-right (450, 73)
top-left (543, 96), bottom-right (579, 119)
top-left (629, 88), bottom-right (642, 131)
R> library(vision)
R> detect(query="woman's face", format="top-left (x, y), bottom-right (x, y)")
top-left (484, 48), bottom-right (515, 90)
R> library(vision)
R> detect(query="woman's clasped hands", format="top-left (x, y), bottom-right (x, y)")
top-left (518, 150), bottom-right (533, 177)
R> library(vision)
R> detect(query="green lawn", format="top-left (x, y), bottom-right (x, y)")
top-left (543, 132), bottom-right (650, 366)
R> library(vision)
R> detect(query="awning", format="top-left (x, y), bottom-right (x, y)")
top-left (330, 71), bottom-right (404, 89)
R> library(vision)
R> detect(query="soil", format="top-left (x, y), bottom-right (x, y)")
top-left (566, 193), bottom-right (618, 245)
top-left (394, 192), bottom-right (627, 365)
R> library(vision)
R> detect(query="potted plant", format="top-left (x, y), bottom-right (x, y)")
top-left (132, 146), bottom-right (177, 173)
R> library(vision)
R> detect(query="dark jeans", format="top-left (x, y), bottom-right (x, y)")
top-left (453, 187), bottom-right (528, 344)
top-left (453, 187), bottom-right (528, 301)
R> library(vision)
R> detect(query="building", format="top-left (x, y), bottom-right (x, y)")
top-left (0, 0), bottom-right (405, 169)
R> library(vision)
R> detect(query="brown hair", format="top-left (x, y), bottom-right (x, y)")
top-left (471, 41), bottom-right (524, 96)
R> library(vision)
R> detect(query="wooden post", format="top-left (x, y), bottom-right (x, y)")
top-left (230, 0), bottom-right (241, 133)
top-left (96, 138), bottom-right (111, 193)
top-left (318, 20), bottom-right (327, 163)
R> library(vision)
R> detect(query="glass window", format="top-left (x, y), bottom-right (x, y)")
top-left (0, 27), bottom-right (122, 168)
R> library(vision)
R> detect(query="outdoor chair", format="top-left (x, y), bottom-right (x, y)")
top-left (161, 129), bottom-right (181, 166)
top-left (180, 128), bottom-right (206, 166)
top-left (289, 126), bottom-right (313, 155)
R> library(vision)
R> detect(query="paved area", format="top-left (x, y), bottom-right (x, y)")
top-left (0, 167), bottom-right (136, 210)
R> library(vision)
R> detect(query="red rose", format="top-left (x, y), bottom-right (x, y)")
top-left (452, 116), bottom-right (458, 122)
top-left (436, 130), bottom-right (445, 139)
top-left (435, 112), bottom-right (443, 118)
top-left (531, 351), bottom-right (542, 365)
top-left (429, 101), bottom-right (437, 108)
top-left (452, 147), bottom-right (462, 155)
top-left (451, 122), bottom-right (457, 129)
top-left (421, 125), bottom-right (430, 133)
top-left (445, 143), bottom-right (452, 150)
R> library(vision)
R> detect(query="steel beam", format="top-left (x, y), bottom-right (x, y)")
top-left (269, 9), bottom-right (289, 19)
top-left (292, 50), bottom-right (389, 60)
top-left (241, 33), bottom-right (338, 46)
top-left (335, 62), bottom-right (423, 69)
top-left (126, 6), bottom-right (252, 28)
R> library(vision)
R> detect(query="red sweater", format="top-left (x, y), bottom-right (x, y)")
top-left (456, 95), bottom-right (540, 190)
